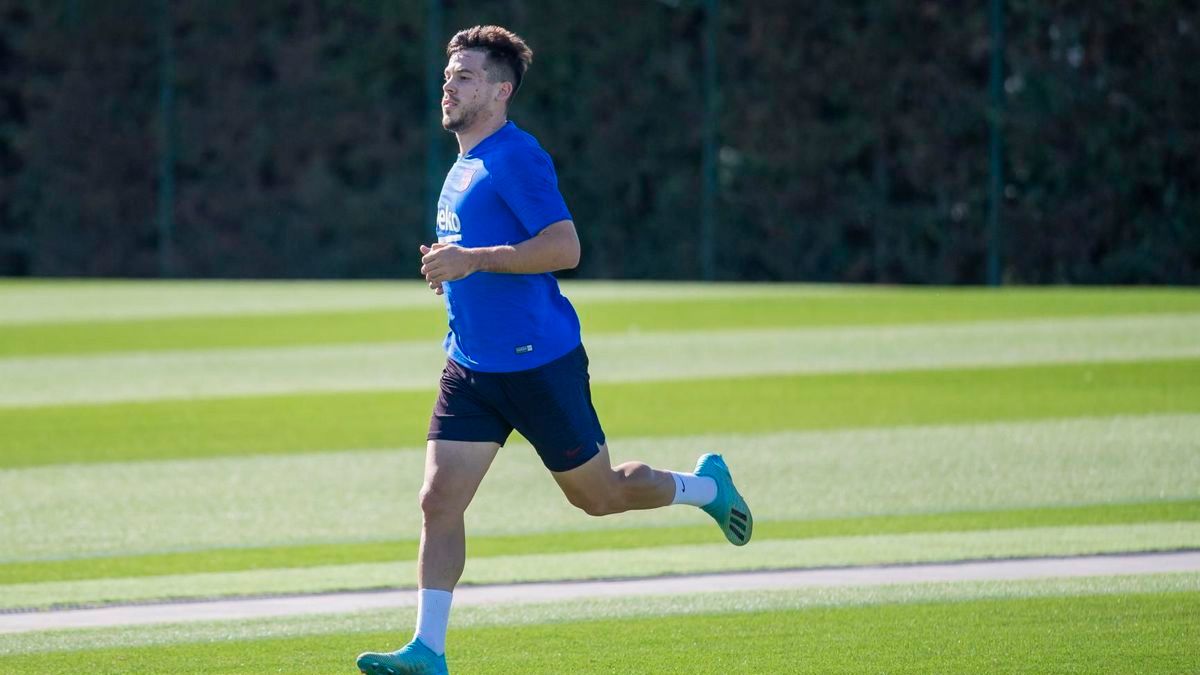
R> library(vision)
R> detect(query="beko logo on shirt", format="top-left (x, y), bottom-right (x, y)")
top-left (436, 204), bottom-right (462, 233)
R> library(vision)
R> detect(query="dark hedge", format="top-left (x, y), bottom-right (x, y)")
top-left (1, 0), bottom-right (1196, 282)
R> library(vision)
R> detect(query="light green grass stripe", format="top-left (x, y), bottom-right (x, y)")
top-left (3, 414), bottom-right (1197, 562)
top-left (0, 280), bottom-right (436, 324)
top-left (1, 523), bottom-right (1197, 611)
top-left (3, 501), bottom-right (1195, 586)
top-left (0, 575), bottom-right (1194, 660)
top-left (3, 285), bottom-right (1198, 356)
top-left (2, 358), bottom-right (1197, 469)
top-left (2, 280), bottom-right (1196, 324)
top-left (3, 574), bottom-right (1196, 658)
top-left (6, 314), bottom-right (1199, 407)
top-left (0, 280), bottom-right (849, 325)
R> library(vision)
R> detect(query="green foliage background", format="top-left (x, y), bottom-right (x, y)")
top-left (0, 0), bottom-right (1196, 282)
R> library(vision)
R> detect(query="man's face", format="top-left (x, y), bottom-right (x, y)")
top-left (442, 50), bottom-right (502, 133)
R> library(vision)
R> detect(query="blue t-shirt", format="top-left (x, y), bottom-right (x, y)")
top-left (434, 121), bottom-right (582, 372)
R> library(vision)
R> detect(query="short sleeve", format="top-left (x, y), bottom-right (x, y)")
top-left (490, 146), bottom-right (573, 236)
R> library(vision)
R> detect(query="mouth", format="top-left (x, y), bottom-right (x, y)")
top-left (441, 99), bottom-right (457, 109)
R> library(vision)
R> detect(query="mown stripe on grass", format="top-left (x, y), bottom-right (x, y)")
top-left (0, 280), bottom-right (843, 325)
top-left (4, 415), bottom-right (1197, 564)
top-left (0, 280), bottom-right (436, 325)
top-left (408, 592), bottom-right (1200, 675)
top-left (1, 359), bottom-right (1197, 468)
top-left (0, 309), bottom-right (446, 357)
top-left (3, 286), bottom-right (1198, 356)
top-left (5, 314), bottom-right (1199, 407)
top-left (1, 501), bottom-right (1195, 586)
top-left (1, 575), bottom-right (1196, 659)
top-left (3, 523), bottom-right (1198, 611)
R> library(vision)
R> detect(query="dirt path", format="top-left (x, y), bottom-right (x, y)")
top-left (3, 551), bottom-right (1197, 635)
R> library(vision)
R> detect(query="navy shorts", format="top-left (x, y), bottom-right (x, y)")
top-left (427, 344), bottom-right (606, 472)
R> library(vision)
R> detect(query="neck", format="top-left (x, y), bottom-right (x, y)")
top-left (455, 112), bottom-right (507, 155)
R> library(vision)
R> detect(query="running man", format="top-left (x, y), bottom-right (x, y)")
top-left (356, 25), bottom-right (752, 675)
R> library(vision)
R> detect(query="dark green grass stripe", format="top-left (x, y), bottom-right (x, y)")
top-left (3, 288), bottom-right (1199, 357)
top-left (2, 501), bottom-right (1196, 585)
top-left (460, 594), bottom-right (1200, 675)
top-left (0, 309), bottom-right (446, 357)
top-left (1, 359), bottom-right (1196, 469)
top-left (1, 592), bottom-right (1196, 673)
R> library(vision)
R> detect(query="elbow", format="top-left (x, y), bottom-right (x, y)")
top-left (563, 243), bottom-right (581, 270)
top-left (562, 221), bottom-right (581, 270)
top-left (556, 231), bottom-right (580, 270)
top-left (543, 220), bottom-right (580, 271)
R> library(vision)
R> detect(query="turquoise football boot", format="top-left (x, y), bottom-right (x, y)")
top-left (695, 453), bottom-right (753, 545)
top-left (356, 639), bottom-right (448, 675)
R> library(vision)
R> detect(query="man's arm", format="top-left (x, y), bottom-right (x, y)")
top-left (420, 220), bottom-right (579, 294)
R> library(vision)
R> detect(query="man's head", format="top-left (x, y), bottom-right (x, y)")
top-left (442, 25), bottom-right (533, 133)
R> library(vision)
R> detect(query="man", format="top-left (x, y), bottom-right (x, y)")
top-left (356, 25), bottom-right (751, 675)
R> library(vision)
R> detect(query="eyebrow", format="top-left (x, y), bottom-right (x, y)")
top-left (443, 65), bottom-right (479, 77)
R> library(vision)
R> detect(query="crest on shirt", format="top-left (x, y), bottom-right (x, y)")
top-left (450, 167), bottom-right (477, 192)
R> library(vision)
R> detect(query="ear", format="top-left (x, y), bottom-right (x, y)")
top-left (495, 80), bottom-right (514, 104)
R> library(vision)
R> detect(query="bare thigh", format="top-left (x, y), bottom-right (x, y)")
top-left (421, 439), bottom-right (501, 516)
top-left (551, 442), bottom-right (616, 509)
top-left (551, 443), bottom-right (674, 515)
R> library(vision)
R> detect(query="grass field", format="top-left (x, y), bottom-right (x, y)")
top-left (1, 280), bottom-right (1197, 673)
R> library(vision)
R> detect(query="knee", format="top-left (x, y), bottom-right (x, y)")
top-left (418, 482), bottom-right (464, 522)
top-left (568, 475), bottom-right (630, 516)
top-left (579, 499), bottom-right (616, 518)
top-left (566, 489), bottom-right (615, 517)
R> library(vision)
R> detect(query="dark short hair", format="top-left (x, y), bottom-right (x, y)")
top-left (446, 25), bottom-right (533, 97)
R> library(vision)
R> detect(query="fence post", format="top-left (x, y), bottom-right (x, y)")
top-left (987, 0), bottom-right (1005, 286)
top-left (700, 0), bottom-right (719, 281)
top-left (156, 0), bottom-right (176, 277)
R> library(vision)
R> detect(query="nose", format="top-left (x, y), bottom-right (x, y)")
top-left (442, 80), bottom-right (454, 95)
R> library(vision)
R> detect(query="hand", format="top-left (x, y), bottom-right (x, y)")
top-left (419, 245), bottom-right (445, 295)
top-left (420, 243), bottom-right (477, 293)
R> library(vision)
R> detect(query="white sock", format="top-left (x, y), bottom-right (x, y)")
top-left (669, 471), bottom-right (717, 507)
top-left (413, 588), bottom-right (453, 655)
